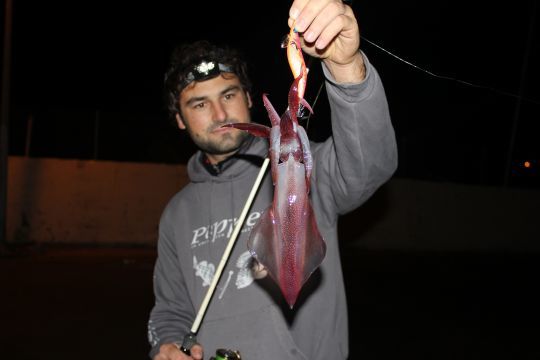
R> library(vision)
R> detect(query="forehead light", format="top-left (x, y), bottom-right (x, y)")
top-left (182, 60), bottom-right (234, 88)
top-left (196, 61), bottom-right (215, 75)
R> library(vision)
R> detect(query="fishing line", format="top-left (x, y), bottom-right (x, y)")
top-left (302, 35), bottom-right (539, 132)
top-left (304, 80), bottom-right (324, 131)
top-left (360, 35), bottom-right (540, 105)
top-left (300, 28), bottom-right (538, 133)
top-left (301, 56), bottom-right (324, 131)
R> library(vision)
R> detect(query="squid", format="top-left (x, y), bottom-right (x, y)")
top-left (222, 27), bottom-right (326, 308)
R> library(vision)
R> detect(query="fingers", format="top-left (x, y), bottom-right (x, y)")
top-left (307, 9), bottom-right (348, 50)
top-left (290, 0), bottom-right (330, 32)
top-left (154, 343), bottom-right (204, 360)
top-left (190, 344), bottom-right (204, 360)
top-left (289, 0), bottom-right (351, 49)
top-left (252, 260), bottom-right (268, 279)
top-left (286, 0), bottom-right (364, 82)
top-left (288, 0), bottom-right (359, 65)
top-left (289, 0), bottom-right (308, 22)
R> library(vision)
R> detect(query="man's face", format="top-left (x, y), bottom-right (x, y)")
top-left (176, 73), bottom-right (252, 164)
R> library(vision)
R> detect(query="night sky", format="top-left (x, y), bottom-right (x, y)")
top-left (4, 0), bottom-right (540, 187)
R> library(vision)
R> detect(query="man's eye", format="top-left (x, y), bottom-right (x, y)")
top-left (193, 102), bottom-right (205, 109)
top-left (224, 93), bottom-right (235, 100)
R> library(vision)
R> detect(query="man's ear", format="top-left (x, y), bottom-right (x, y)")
top-left (175, 113), bottom-right (186, 130)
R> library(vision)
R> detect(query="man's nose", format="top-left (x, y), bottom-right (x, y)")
top-left (212, 101), bottom-right (227, 122)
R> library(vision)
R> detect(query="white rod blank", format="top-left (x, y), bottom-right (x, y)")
top-left (190, 157), bottom-right (270, 333)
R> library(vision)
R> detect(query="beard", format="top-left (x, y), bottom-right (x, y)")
top-left (187, 121), bottom-right (250, 156)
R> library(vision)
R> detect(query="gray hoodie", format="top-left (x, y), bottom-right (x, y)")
top-left (148, 53), bottom-right (397, 360)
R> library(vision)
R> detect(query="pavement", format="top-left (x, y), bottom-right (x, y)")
top-left (1, 244), bottom-right (539, 359)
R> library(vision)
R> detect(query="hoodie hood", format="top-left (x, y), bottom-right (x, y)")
top-left (187, 136), bottom-right (268, 183)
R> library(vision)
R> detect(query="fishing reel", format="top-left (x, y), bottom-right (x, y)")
top-left (209, 348), bottom-right (242, 360)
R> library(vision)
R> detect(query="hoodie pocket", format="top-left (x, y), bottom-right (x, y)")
top-left (198, 304), bottom-right (308, 360)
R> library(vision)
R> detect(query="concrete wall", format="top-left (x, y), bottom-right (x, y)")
top-left (340, 179), bottom-right (540, 252)
top-left (7, 156), bottom-right (540, 251)
top-left (7, 156), bottom-right (189, 245)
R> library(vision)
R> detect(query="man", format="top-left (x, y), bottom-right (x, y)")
top-left (148, 0), bottom-right (397, 359)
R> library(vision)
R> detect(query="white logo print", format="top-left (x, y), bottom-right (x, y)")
top-left (191, 211), bottom-right (262, 248)
top-left (193, 256), bottom-right (215, 287)
top-left (218, 270), bottom-right (234, 299)
top-left (147, 320), bottom-right (160, 347)
top-left (193, 251), bottom-right (257, 298)
top-left (235, 251), bottom-right (255, 289)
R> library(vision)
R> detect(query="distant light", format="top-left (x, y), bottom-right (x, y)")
top-left (524, 161), bottom-right (531, 168)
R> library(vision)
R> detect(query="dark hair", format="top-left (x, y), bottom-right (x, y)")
top-left (164, 40), bottom-right (252, 118)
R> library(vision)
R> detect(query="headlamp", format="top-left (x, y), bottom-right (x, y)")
top-left (182, 60), bottom-right (233, 88)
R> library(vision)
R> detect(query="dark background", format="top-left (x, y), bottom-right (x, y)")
top-left (2, 247), bottom-right (539, 360)
top-left (4, 0), bottom-right (539, 188)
